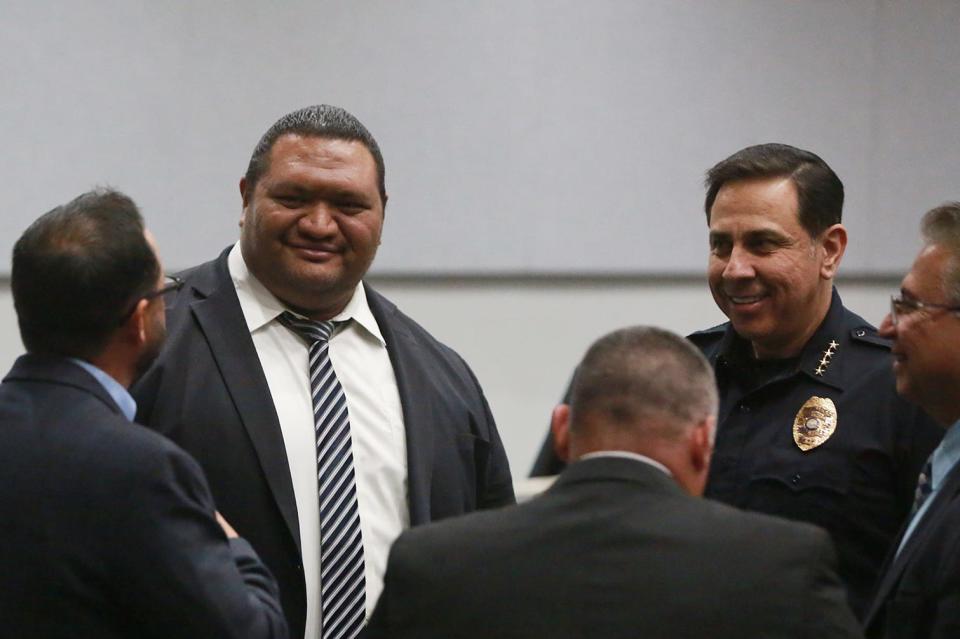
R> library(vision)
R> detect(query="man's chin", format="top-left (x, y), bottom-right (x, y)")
top-left (727, 317), bottom-right (771, 342)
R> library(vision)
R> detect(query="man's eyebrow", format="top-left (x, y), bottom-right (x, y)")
top-left (744, 228), bottom-right (788, 241)
top-left (267, 181), bottom-right (312, 194)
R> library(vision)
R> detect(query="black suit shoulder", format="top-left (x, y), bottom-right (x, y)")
top-left (371, 459), bottom-right (861, 639)
top-left (0, 356), bottom-right (287, 639)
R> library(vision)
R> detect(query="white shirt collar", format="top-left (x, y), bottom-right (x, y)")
top-left (578, 450), bottom-right (673, 477)
top-left (227, 242), bottom-right (385, 345)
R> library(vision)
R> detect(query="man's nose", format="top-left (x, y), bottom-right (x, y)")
top-left (878, 312), bottom-right (896, 339)
top-left (723, 245), bottom-right (755, 280)
top-left (299, 203), bottom-right (338, 236)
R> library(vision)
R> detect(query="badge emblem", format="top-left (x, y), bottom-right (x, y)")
top-left (793, 396), bottom-right (838, 451)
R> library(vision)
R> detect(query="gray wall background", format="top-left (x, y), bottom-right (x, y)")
top-left (1, 1), bottom-right (956, 473)
top-left (3, 1), bottom-right (959, 276)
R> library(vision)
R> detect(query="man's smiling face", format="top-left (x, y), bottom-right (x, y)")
top-left (239, 133), bottom-right (384, 319)
top-left (707, 176), bottom-right (833, 359)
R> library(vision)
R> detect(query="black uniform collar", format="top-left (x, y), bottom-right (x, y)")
top-left (716, 288), bottom-right (847, 392)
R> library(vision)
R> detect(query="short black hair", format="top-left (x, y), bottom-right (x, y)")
top-left (570, 326), bottom-right (717, 440)
top-left (12, 188), bottom-right (160, 360)
top-left (704, 143), bottom-right (844, 237)
top-left (243, 104), bottom-right (386, 204)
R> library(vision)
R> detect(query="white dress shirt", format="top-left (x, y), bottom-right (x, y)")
top-left (228, 245), bottom-right (408, 638)
top-left (579, 450), bottom-right (674, 476)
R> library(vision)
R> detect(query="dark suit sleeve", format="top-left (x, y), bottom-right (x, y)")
top-left (464, 360), bottom-right (516, 509)
top-left (110, 440), bottom-right (288, 639)
top-left (802, 529), bottom-right (864, 639)
top-left (366, 533), bottom-right (418, 639)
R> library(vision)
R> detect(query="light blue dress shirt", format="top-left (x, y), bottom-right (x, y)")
top-left (895, 419), bottom-right (960, 557)
top-left (69, 358), bottom-right (137, 421)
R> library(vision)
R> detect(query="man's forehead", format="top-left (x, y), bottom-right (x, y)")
top-left (903, 244), bottom-right (950, 298)
top-left (269, 133), bottom-right (374, 164)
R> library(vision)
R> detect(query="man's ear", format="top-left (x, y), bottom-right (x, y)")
top-left (239, 178), bottom-right (250, 228)
top-left (689, 415), bottom-right (715, 475)
top-left (550, 404), bottom-right (572, 463)
top-left (122, 298), bottom-right (150, 347)
top-left (819, 223), bottom-right (847, 279)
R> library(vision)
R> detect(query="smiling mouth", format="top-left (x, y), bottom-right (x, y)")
top-left (289, 244), bottom-right (340, 260)
top-left (727, 294), bottom-right (766, 305)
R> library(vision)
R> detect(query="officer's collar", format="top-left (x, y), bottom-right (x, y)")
top-left (716, 287), bottom-right (846, 391)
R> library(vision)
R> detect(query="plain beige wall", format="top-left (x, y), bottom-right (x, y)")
top-left (0, 276), bottom-right (897, 476)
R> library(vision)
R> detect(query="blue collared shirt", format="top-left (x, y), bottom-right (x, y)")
top-left (69, 358), bottom-right (137, 421)
top-left (896, 419), bottom-right (960, 557)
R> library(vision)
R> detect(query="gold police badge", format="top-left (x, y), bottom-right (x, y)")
top-left (793, 396), bottom-right (838, 451)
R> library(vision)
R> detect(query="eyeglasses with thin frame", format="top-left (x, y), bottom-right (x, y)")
top-left (118, 274), bottom-right (184, 324)
top-left (889, 294), bottom-right (960, 327)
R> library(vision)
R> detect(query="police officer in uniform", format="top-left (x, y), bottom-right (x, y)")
top-left (531, 143), bottom-right (941, 618)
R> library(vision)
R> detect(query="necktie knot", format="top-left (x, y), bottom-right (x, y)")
top-left (278, 311), bottom-right (337, 345)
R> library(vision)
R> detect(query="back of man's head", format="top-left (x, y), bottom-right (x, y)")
top-left (12, 188), bottom-right (159, 361)
top-left (704, 142), bottom-right (844, 238)
top-left (556, 327), bottom-right (718, 494)
top-left (243, 104), bottom-right (387, 204)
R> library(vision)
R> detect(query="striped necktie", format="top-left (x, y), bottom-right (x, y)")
top-left (911, 457), bottom-right (934, 517)
top-left (278, 311), bottom-right (366, 639)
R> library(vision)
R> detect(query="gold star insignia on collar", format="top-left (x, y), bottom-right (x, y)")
top-left (815, 340), bottom-right (839, 376)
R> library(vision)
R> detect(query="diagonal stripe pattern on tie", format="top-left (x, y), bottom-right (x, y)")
top-left (911, 457), bottom-right (934, 517)
top-left (278, 311), bottom-right (366, 639)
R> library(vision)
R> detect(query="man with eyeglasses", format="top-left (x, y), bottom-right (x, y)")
top-left (863, 202), bottom-right (960, 639)
top-left (531, 143), bottom-right (942, 617)
top-left (0, 189), bottom-right (288, 638)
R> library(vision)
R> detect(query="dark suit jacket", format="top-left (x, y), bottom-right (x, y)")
top-left (368, 456), bottom-right (863, 639)
top-left (863, 459), bottom-right (960, 639)
top-left (0, 355), bottom-right (287, 639)
top-left (132, 248), bottom-right (515, 639)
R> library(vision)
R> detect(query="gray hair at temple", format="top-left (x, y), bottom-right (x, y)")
top-left (569, 326), bottom-right (718, 441)
top-left (243, 104), bottom-right (387, 204)
top-left (921, 202), bottom-right (960, 304)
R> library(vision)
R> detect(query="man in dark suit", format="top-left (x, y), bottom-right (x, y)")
top-left (367, 326), bottom-right (863, 639)
top-left (0, 190), bottom-right (287, 638)
top-left (530, 143), bottom-right (941, 616)
top-left (863, 203), bottom-right (960, 638)
top-left (132, 104), bottom-right (515, 639)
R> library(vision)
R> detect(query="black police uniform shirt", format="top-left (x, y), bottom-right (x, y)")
top-left (688, 288), bottom-right (942, 619)
top-left (530, 289), bottom-right (942, 618)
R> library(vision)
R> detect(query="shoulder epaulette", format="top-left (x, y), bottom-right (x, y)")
top-left (850, 326), bottom-right (892, 350)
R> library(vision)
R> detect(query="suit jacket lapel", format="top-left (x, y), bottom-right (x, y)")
top-left (189, 253), bottom-right (301, 552)
top-left (365, 286), bottom-right (435, 525)
top-left (865, 461), bottom-right (960, 624)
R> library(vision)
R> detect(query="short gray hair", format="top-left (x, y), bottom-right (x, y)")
top-left (921, 202), bottom-right (960, 304)
top-left (569, 326), bottom-right (718, 441)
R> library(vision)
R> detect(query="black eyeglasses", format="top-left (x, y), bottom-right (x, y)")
top-left (147, 274), bottom-right (184, 301)
top-left (890, 294), bottom-right (960, 326)
top-left (118, 275), bottom-right (184, 324)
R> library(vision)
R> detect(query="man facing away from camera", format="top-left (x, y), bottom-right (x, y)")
top-left (369, 326), bottom-right (862, 639)
top-left (0, 189), bottom-right (287, 639)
